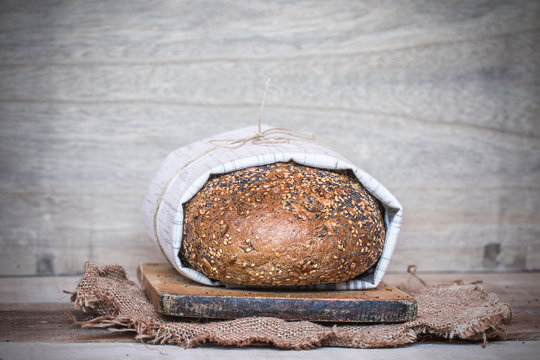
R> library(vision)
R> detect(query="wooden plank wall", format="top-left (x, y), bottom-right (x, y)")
top-left (0, 0), bottom-right (539, 275)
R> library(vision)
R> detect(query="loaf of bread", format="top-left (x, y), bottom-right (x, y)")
top-left (179, 162), bottom-right (386, 287)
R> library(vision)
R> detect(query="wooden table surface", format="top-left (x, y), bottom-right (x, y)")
top-left (1, 271), bottom-right (539, 359)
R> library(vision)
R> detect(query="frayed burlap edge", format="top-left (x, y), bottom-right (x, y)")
top-left (67, 262), bottom-right (512, 350)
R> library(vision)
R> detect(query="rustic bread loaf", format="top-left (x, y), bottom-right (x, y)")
top-left (179, 162), bottom-right (386, 287)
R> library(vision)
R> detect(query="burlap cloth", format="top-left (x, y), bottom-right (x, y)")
top-left (68, 262), bottom-right (512, 349)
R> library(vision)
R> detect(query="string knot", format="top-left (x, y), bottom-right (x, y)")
top-left (209, 78), bottom-right (315, 149)
top-left (209, 127), bottom-right (316, 149)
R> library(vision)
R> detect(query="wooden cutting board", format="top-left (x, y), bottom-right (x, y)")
top-left (138, 263), bottom-right (417, 323)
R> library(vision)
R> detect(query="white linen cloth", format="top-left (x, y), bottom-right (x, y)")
top-left (143, 125), bottom-right (402, 289)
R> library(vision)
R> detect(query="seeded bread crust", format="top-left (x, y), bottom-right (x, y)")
top-left (180, 162), bottom-right (386, 287)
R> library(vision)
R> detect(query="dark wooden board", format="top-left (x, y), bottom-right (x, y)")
top-left (138, 263), bottom-right (417, 323)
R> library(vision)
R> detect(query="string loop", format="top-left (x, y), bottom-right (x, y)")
top-left (407, 264), bottom-right (428, 288)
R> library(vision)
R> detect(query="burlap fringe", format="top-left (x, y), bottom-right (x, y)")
top-left (66, 262), bottom-right (512, 350)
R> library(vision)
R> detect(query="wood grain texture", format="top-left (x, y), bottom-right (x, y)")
top-left (0, 0), bottom-right (539, 275)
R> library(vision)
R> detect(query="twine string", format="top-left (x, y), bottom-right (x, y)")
top-left (209, 127), bottom-right (316, 149)
top-left (407, 264), bottom-right (428, 288)
top-left (209, 78), bottom-right (316, 149)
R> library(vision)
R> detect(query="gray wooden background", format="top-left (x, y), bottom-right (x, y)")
top-left (1, 0), bottom-right (539, 276)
